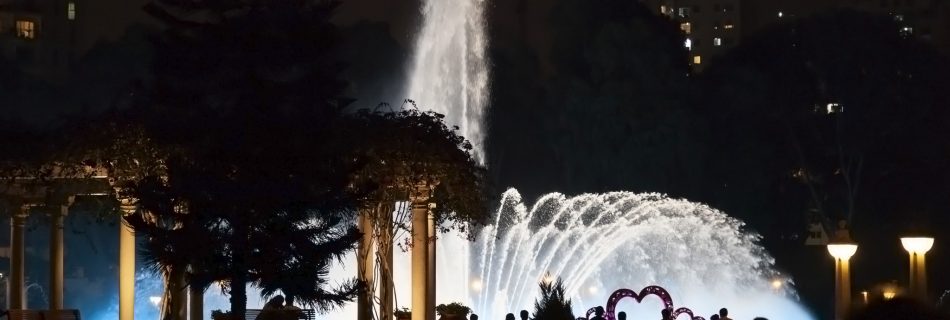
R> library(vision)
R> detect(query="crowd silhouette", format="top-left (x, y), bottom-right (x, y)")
top-left (462, 298), bottom-right (950, 320)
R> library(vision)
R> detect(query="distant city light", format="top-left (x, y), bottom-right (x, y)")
top-left (778, 12), bottom-right (784, 18)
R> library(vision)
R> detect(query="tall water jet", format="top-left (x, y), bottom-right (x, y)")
top-left (405, 0), bottom-right (490, 162)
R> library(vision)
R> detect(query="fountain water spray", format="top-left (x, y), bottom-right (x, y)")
top-left (405, 0), bottom-right (490, 163)
top-left (324, 189), bottom-right (813, 320)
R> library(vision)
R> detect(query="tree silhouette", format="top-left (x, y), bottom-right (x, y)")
top-left (531, 277), bottom-right (575, 320)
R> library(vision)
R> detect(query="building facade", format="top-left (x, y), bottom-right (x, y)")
top-left (642, 0), bottom-right (950, 72)
top-left (0, 0), bottom-right (151, 81)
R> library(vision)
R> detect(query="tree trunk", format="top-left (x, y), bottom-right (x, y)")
top-left (161, 266), bottom-right (188, 320)
top-left (231, 218), bottom-right (249, 320)
top-left (377, 202), bottom-right (395, 320)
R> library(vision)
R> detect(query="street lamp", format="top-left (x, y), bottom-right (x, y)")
top-left (828, 243), bottom-right (857, 320)
top-left (901, 237), bottom-right (933, 299)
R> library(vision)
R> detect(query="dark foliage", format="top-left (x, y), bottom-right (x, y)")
top-left (531, 277), bottom-right (575, 320)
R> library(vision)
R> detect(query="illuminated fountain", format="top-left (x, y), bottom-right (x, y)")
top-left (322, 189), bottom-right (813, 320)
top-left (404, 0), bottom-right (489, 163)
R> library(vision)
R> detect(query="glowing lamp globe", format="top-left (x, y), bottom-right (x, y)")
top-left (900, 237), bottom-right (933, 254)
top-left (827, 244), bottom-right (858, 260)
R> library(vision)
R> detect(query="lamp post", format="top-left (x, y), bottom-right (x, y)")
top-left (900, 237), bottom-right (933, 300)
top-left (828, 243), bottom-right (857, 320)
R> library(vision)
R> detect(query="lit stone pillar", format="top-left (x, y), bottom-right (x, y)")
top-left (119, 200), bottom-right (137, 320)
top-left (916, 253), bottom-right (927, 299)
top-left (410, 182), bottom-right (435, 320)
top-left (426, 208), bottom-right (436, 318)
top-left (828, 244), bottom-right (856, 320)
top-left (189, 285), bottom-right (204, 320)
top-left (51, 197), bottom-right (74, 311)
top-left (9, 205), bottom-right (30, 310)
top-left (357, 211), bottom-right (376, 320)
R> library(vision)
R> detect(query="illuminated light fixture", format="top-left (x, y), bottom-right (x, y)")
top-left (901, 237), bottom-right (934, 254)
top-left (470, 279), bottom-right (483, 292)
top-left (883, 291), bottom-right (896, 300)
top-left (827, 244), bottom-right (857, 260)
top-left (771, 279), bottom-right (783, 290)
top-left (778, 11), bottom-right (784, 18)
top-left (902, 237), bottom-right (934, 299)
top-left (724, 24), bottom-right (734, 29)
top-left (861, 291), bottom-right (869, 305)
top-left (828, 243), bottom-right (857, 320)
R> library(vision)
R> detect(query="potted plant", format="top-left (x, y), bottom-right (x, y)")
top-left (211, 310), bottom-right (233, 320)
top-left (436, 302), bottom-right (470, 320)
top-left (395, 308), bottom-right (412, 320)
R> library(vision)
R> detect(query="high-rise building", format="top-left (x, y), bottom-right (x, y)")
top-left (642, 0), bottom-right (950, 72)
top-left (0, 0), bottom-right (151, 82)
top-left (643, 0), bottom-right (743, 71)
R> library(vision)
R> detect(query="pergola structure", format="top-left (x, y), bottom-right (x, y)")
top-left (1, 166), bottom-right (143, 320)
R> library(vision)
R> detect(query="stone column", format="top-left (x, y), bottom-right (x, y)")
top-left (410, 183), bottom-right (433, 320)
top-left (119, 200), bottom-right (137, 320)
top-left (834, 257), bottom-right (851, 320)
top-left (357, 210), bottom-right (376, 320)
top-left (50, 197), bottom-right (74, 311)
top-left (426, 208), bottom-right (436, 317)
top-left (9, 205), bottom-right (30, 310)
top-left (190, 285), bottom-right (204, 320)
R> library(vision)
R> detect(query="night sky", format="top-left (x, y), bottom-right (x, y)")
top-left (3, 0), bottom-right (950, 319)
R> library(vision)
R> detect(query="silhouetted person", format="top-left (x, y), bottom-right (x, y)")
top-left (257, 295), bottom-right (285, 320)
top-left (618, 311), bottom-right (627, 320)
top-left (520, 310), bottom-right (529, 320)
top-left (470, 314), bottom-right (478, 320)
top-left (709, 314), bottom-right (720, 320)
top-left (591, 306), bottom-right (606, 320)
top-left (506, 313), bottom-right (516, 320)
top-left (718, 308), bottom-right (732, 320)
top-left (661, 308), bottom-right (673, 320)
top-left (284, 296), bottom-right (303, 319)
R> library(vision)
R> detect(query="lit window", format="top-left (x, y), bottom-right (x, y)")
top-left (680, 22), bottom-right (691, 34)
top-left (894, 14), bottom-right (904, 22)
top-left (826, 103), bottom-right (843, 114)
top-left (16, 21), bottom-right (35, 39)
top-left (68, 2), bottom-right (76, 20)
top-left (724, 24), bottom-right (735, 29)
top-left (693, 55), bottom-right (702, 64)
top-left (714, 37), bottom-right (722, 46)
top-left (678, 7), bottom-right (690, 18)
top-left (685, 38), bottom-right (692, 50)
top-left (901, 26), bottom-right (914, 35)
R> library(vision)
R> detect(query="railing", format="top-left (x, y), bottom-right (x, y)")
top-left (245, 309), bottom-right (315, 320)
top-left (6, 309), bottom-right (81, 320)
